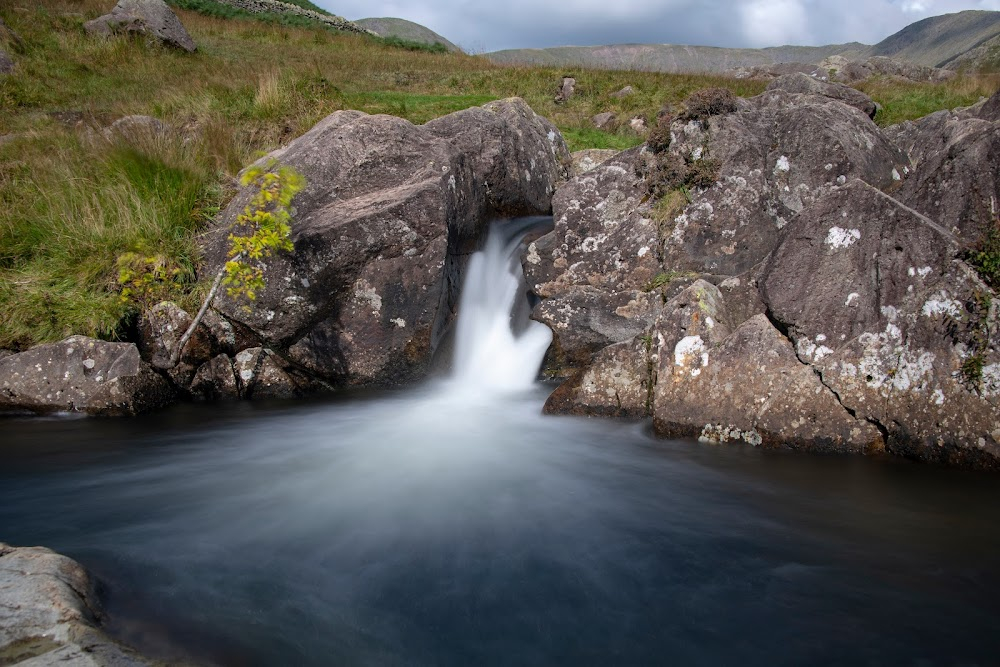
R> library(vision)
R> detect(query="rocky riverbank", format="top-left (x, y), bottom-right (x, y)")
top-left (526, 76), bottom-right (1000, 468)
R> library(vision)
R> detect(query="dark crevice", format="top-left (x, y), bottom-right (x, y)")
top-left (763, 304), bottom-right (891, 442)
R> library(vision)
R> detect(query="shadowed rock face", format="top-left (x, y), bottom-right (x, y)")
top-left (0, 336), bottom-right (174, 416)
top-left (526, 84), bottom-right (1000, 469)
top-left (84, 0), bottom-right (196, 53)
top-left (200, 98), bottom-right (569, 389)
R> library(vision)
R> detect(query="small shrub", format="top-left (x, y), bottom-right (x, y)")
top-left (646, 110), bottom-right (674, 154)
top-left (680, 87), bottom-right (738, 121)
top-left (685, 157), bottom-right (721, 189)
top-left (967, 220), bottom-right (1000, 290)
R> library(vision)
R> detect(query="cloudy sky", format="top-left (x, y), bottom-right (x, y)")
top-left (315, 0), bottom-right (1000, 52)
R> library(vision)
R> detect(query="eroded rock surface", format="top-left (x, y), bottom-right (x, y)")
top-left (0, 336), bottom-right (174, 416)
top-left (0, 543), bottom-right (156, 666)
top-left (527, 84), bottom-right (1000, 468)
top-left (84, 0), bottom-right (196, 53)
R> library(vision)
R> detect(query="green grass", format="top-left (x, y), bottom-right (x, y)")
top-left (858, 74), bottom-right (999, 126)
top-left (0, 0), bottom-right (991, 349)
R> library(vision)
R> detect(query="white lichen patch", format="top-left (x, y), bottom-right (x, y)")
top-left (825, 226), bottom-right (861, 249)
top-left (526, 243), bottom-right (541, 265)
top-left (637, 246), bottom-right (650, 258)
top-left (674, 335), bottom-right (709, 377)
top-left (921, 291), bottom-right (963, 319)
top-left (699, 424), bottom-right (763, 447)
top-left (774, 156), bottom-right (790, 175)
top-left (354, 280), bottom-right (382, 315)
top-left (932, 389), bottom-right (946, 406)
top-left (892, 168), bottom-right (901, 181)
top-left (391, 318), bottom-right (406, 328)
top-left (982, 363), bottom-right (1000, 399)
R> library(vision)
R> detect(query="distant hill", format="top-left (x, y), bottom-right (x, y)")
top-left (485, 10), bottom-right (1000, 74)
top-left (868, 10), bottom-right (1000, 68)
top-left (487, 43), bottom-right (866, 74)
top-left (355, 17), bottom-right (460, 52)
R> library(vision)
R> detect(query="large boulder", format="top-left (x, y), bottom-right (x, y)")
top-left (762, 180), bottom-right (999, 467)
top-left (529, 82), bottom-right (1000, 469)
top-left (203, 98), bottom-right (569, 389)
top-left (0, 543), bottom-right (156, 665)
top-left (766, 72), bottom-right (878, 118)
top-left (0, 336), bottom-right (174, 416)
top-left (655, 88), bottom-right (905, 276)
top-left (84, 0), bottom-right (197, 53)
top-left (886, 108), bottom-right (1000, 249)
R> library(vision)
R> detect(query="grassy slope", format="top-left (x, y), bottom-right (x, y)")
top-left (869, 10), bottom-right (1000, 68)
top-left (355, 17), bottom-right (460, 52)
top-left (0, 0), bottom-right (993, 349)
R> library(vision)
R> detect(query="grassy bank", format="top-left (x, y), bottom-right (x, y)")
top-left (0, 0), bottom-right (994, 349)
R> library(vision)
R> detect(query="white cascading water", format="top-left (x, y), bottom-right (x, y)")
top-left (447, 220), bottom-right (553, 394)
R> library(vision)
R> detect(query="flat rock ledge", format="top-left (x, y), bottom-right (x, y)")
top-left (0, 543), bottom-right (158, 666)
top-left (0, 336), bottom-right (175, 417)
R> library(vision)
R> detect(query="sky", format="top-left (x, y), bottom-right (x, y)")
top-left (315, 0), bottom-right (1000, 53)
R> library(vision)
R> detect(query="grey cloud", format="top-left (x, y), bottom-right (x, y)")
top-left (323, 0), bottom-right (997, 52)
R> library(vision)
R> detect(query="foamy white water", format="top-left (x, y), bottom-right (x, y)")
top-left (448, 219), bottom-right (552, 395)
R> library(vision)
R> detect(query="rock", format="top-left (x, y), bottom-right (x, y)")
top-left (555, 76), bottom-right (576, 104)
top-left (524, 146), bottom-right (660, 299)
top-left (0, 336), bottom-right (175, 416)
top-left (863, 56), bottom-right (955, 83)
top-left (0, 49), bottom-right (12, 75)
top-left (104, 115), bottom-right (170, 142)
top-left (762, 180), bottom-right (999, 467)
top-left (659, 88), bottom-right (907, 275)
top-left (211, 0), bottom-right (374, 35)
top-left (203, 98), bottom-right (568, 390)
top-left (653, 315), bottom-right (884, 453)
top-left (232, 347), bottom-right (301, 399)
top-left (84, 0), bottom-right (196, 53)
top-left (887, 108), bottom-right (1000, 249)
top-left (532, 286), bottom-right (661, 370)
top-left (190, 353), bottom-right (240, 401)
top-left (136, 301), bottom-right (236, 389)
top-left (530, 77), bottom-right (999, 468)
top-left (0, 543), bottom-right (157, 665)
top-left (766, 72), bottom-right (878, 119)
top-left (544, 336), bottom-right (652, 417)
top-left (611, 85), bottom-right (634, 98)
top-left (569, 148), bottom-right (619, 177)
top-left (977, 89), bottom-right (1000, 123)
top-left (628, 116), bottom-right (648, 135)
top-left (591, 112), bottom-right (616, 130)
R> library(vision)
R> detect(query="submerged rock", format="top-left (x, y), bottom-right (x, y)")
top-left (0, 543), bottom-right (157, 665)
top-left (0, 336), bottom-right (174, 416)
top-left (84, 0), bottom-right (197, 53)
top-left (203, 97), bottom-right (569, 389)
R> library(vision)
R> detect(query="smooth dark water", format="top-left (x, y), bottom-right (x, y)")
top-left (3, 221), bottom-right (1000, 665)
top-left (2, 389), bottom-right (1000, 667)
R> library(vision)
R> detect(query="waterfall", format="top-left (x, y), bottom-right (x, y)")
top-left (447, 218), bottom-right (553, 394)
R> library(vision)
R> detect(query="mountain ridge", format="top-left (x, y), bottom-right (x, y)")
top-left (485, 10), bottom-right (1000, 74)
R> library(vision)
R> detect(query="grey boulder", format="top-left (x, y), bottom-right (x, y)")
top-left (0, 336), bottom-right (174, 416)
top-left (85, 0), bottom-right (197, 53)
